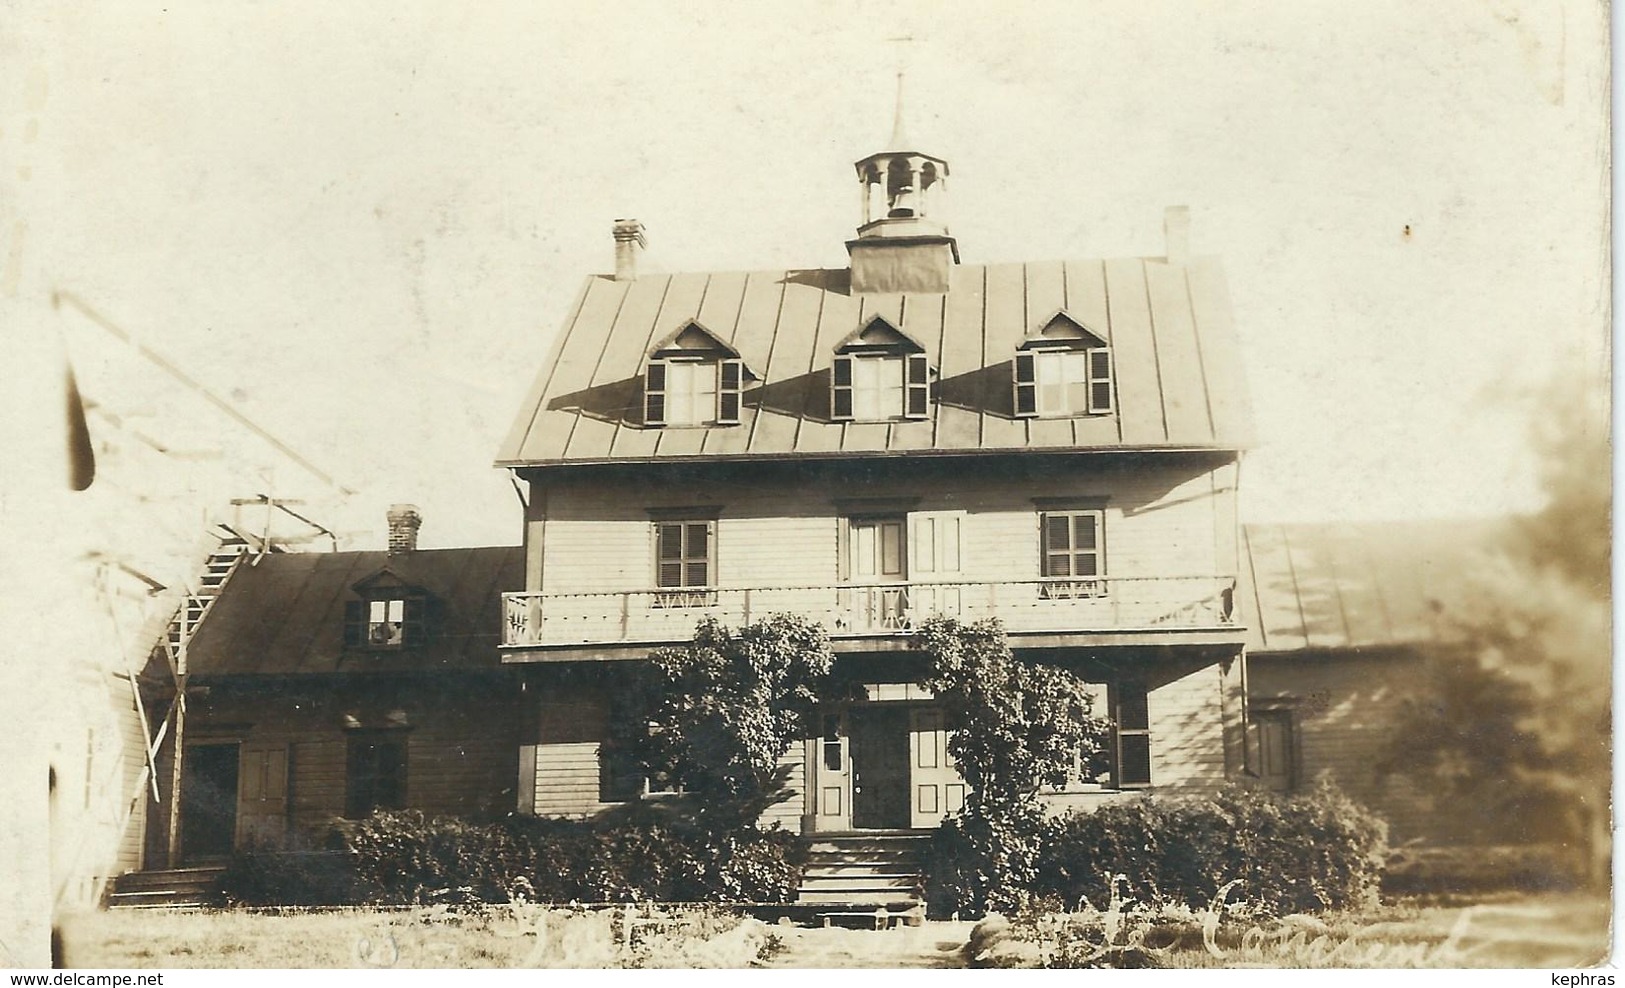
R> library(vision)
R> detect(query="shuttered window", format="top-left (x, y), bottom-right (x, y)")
top-left (831, 356), bottom-right (854, 420)
top-left (345, 595), bottom-right (427, 648)
top-left (1041, 510), bottom-right (1103, 578)
top-left (1014, 347), bottom-right (1114, 416)
top-left (1069, 681), bottom-right (1150, 789)
top-left (655, 521), bottom-right (714, 588)
top-left (649, 359), bottom-right (745, 426)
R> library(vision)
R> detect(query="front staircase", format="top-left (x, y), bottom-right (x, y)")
top-left (107, 866), bottom-right (226, 909)
top-left (796, 832), bottom-right (928, 928)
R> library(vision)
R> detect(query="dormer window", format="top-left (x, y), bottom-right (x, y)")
top-left (643, 321), bottom-right (751, 427)
top-left (1013, 312), bottom-right (1114, 417)
top-left (344, 570), bottom-right (428, 650)
top-left (831, 316), bottom-right (932, 422)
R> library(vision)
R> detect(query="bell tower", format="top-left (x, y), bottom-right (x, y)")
top-left (846, 68), bottom-right (959, 293)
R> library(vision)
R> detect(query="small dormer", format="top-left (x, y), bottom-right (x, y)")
top-left (643, 321), bottom-right (755, 427)
top-left (845, 71), bottom-right (959, 294)
top-left (831, 316), bottom-right (932, 421)
top-left (344, 568), bottom-right (429, 649)
top-left (1013, 312), bottom-right (1115, 417)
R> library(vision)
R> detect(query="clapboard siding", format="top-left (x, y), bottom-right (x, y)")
top-left (148, 676), bottom-right (523, 850)
top-left (1044, 658), bottom-right (1233, 816)
top-left (1248, 650), bottom-right (1436, 839)
top-left (527, 679), bottom-right (813, 825)
top-left (531, 455), bottom-right (1236, 597)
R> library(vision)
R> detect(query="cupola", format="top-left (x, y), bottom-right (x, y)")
top-left (846, 70), bottom-right (959, 294)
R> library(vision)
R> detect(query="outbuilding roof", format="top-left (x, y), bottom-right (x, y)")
top-left (180, 546), bottom-right (523, 678)
top-left (1238, 520), bottom-right (1506, 653)
top-left (497, 257), bottom-right (1254, 466)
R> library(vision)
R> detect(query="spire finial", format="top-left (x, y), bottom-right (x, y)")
top-left (886, 35), bottom-right (913, 149)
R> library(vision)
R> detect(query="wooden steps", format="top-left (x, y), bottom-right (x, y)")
top-left (797, 832), bottom-right (928, 927)
top-left (107, 866), bottom-right (226, 909)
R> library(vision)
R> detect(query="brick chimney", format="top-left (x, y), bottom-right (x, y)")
top-left (1164, 206), bottom-right (1191, 266)
top-left (386, 504), bottom-right (421, 554)
top-left (612, 219), bottom-right (646, 282)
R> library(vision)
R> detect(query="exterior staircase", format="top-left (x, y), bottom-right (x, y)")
top-left (796, 832), bottom-right (928, 928)
top-left (163, 533), bottom-right (252, 658)
top-left (107, 866), bottom-right (226, 909)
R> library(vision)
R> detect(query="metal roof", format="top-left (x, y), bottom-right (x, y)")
top-left (1238, 520), bottom-right (1505, 653)
top-left (497, 257), bottom-right (1255, 466)
top-left (182, 546), bottom-right (523, 677)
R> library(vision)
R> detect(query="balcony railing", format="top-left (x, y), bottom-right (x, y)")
top-left (501, 575), bottom-right (1237, 649)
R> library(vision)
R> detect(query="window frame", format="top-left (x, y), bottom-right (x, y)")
top-left (1066, 680), bottom-right (1151, 791)
top-left (1038, 508), bottom-right (1107, 599)
top-left (832, 352), bottom-right (931, 422)
top-left (344, 592), bottom-right (428, 650)
top-left (652, 517), bottom-right (717, 607)
top-left (344, 730), bottom-right (408, 819)
top-left (645, 357), bottom-right (745, 428)
top-left (1014, 343), bottom-right (1114, 418)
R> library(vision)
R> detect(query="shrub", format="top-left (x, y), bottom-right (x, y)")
top-left (225, 810), bottom-right (807, 907)
top-left (915, 617), bottom-right (1109, 916)
top-left (1032, 782), bottom-right (1388, 914)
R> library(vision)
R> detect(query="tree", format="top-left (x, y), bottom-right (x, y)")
top-left (916, 616), bottom-right (1113, 913)
top-left (1381, 362), bottom-right (1609, 876)
top-left (623, 613), bottom-right (838, 830)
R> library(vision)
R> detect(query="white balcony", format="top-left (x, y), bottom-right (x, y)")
top-left (500, 575), bottom-right (1239, 652)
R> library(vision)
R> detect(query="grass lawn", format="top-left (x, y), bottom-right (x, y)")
top-left (58, 904), bottom-right (783, 969)
top-left (58, 892), bottom-right (1610, 969)
top-left (987, 892), bottom-right (1611, 969)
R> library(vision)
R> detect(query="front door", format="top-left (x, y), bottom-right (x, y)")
top-left (849, 706), bottom-right (911, 829)
top-left (180, 743), bottom-right (239, 862)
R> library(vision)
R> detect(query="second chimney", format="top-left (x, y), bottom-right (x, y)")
top-left (612, 219), bottom-right (646, 282)
top-left (387, 504), bottom-right (422, 554)
top-left (1164, 206), bottom-right (1191, 266)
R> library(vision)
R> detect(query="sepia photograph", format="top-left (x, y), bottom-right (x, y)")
top-left (0, 0), bottom-right (1611, 973)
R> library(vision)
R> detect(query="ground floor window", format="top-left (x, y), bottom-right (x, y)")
top-left (345, 732), bottom-right (407, 818)
top-left (1249, 707), bottom-right (1296, 792)
top-left (1075, 681), bottom-right (1151, 789)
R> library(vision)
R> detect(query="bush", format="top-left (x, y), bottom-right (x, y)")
top-left (1032, 783), bottom-right (1388, 914)
top-left (223, 810), bottom-right (807, 907)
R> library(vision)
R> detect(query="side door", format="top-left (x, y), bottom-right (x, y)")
top-left (910, 707), bottom-right (967, 829)
top-left (237, 744), bottom-right (289, 847)
top-left (908, 510), bottom-right (966, 623)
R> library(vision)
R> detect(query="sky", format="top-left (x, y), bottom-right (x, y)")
top-left (2, 0), bottom-right (1610, 553)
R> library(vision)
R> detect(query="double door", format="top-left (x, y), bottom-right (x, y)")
top-left (813, 705), bottom-right (965, 831)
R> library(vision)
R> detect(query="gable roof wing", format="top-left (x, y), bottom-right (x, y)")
top-left (183, 546), bottom-right (524, 676)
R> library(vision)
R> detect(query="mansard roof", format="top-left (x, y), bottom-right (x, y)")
top-left (497, 257), bottom-right (1254, 466)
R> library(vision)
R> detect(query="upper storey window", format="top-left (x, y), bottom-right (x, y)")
top-left (831, 316), bottom-right (932, 422)
top-left (344, 571), bottom-right (428, 650)
top-left (644, 321), bottom-right (751, 427)
top-left (1013, 313), bottom-right (1114, 417)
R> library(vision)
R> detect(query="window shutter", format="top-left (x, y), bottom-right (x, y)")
top-left (905, 354), bottom-right (930, 419)
top-left (656, 522), bottom-right (683, 588)
top-left (1087, 349), bottom-right (1114, 414)
top-left (343, 600), bottom-right (365, 647)
top-left (1013, 351), bottom-right (1037, 417)
top-left (831, 355), bottom-right (854, 421)
top-left (644, 360), bottom-right (667, 426)
top-left (717, 359), bottom-right (743, 424)
top-left (401, 596), bottom-right (427, 647)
